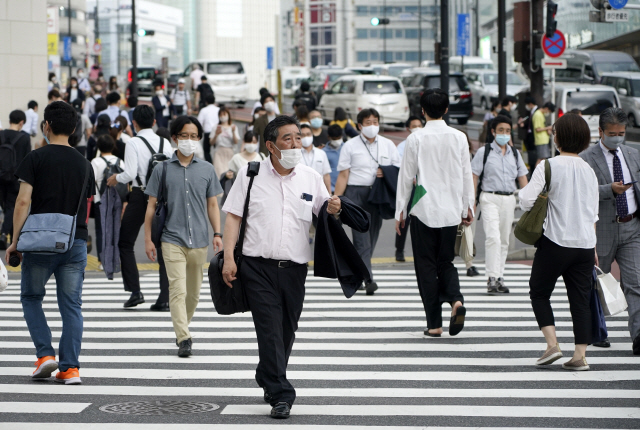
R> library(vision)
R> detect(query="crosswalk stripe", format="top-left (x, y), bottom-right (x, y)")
top-left (0, 402), bottom-right (91, 413)
top-left (4, 426), bottom-right (615, 430)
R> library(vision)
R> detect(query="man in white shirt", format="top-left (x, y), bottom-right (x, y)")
top-left (106, 105), bottom-right (174, 311)
top-left (222, 116), bottom-right (341, 419)
top-left (21, 101), bottom-right (39, 137)
top-left (396, 89), bottom-right (474, 337)
top-left (197, 94), bottom-right (220, 163)
top-left (334, 108), bottom-right (401, 295)
top-left (170, 79), bottom-right (192, 116)
top-left (189, 64), bottom-right (204, 91)
top-left (77, 68), bottom-right (91, 92)
top-left (300, 124), bottom-right (331, 192)
top-left (83, 85), bottom-right (102, 117)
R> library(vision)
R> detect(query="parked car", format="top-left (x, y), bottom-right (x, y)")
top-left (167, 71), bottom-right (182, 92)
top-left (449, 56), bottom-right (494, 73)
top-left (282, 66), bottom-right (309, 96)
top-left (403, 70), bottom-right (473, 125)
top-left (554, 50), bottom-right (640, 84)
top-left (181, 59), bottom-right (249, 105)
top-left (464, 69), bottom-right (528, 109)
top-left (317, 75), bottom-right (409, 126)
top-left (308, 67), bottom-right (355, 101)
top-left (345, 67), bottom-right (376, 75)
top-left (600, 72), bottom-right (640, 128)
top-left (127, 66), bottom-right (161, 97)
top-left (368, 63), bottom-right (413, 77)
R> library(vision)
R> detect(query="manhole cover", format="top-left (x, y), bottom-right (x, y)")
top-left (99, 401), bottom-right (220, 415)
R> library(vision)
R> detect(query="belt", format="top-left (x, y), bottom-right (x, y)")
top-left (616, 212), bottom-right (638, 223)
top-left (253, 256), bottom-right (306, 268)
top-left (484, 191), bottom-right (514, 196)
top-left (348, 185), bottom-right (373, 189)
top-left (132, 186), bottom-right (145, 191)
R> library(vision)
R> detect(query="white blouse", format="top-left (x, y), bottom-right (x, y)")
top-left (519, 156), bottom-right (599, 249)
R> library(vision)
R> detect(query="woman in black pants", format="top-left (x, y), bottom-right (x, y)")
top-left (518, 113), bottom-right (599, 371)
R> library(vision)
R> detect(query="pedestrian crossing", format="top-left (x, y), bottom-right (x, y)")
top-left (0, 263), bottom-right (638, 428)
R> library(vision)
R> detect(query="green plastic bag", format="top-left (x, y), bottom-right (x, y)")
top-left (514, 160), bottom-right (551, 245)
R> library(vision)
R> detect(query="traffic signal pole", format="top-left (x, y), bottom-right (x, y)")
top-left (498, 0), bottom-right (507, 101)
top-left (131, 0), bottom-right (138, 98)
top-left (440, 0), bottom-right (449, 123)
top-left (530, 0), bottom-right (544, 106)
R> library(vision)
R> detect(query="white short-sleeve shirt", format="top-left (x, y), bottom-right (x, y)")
top-left (337, 134), bottom-right (400, 186)
top-left (301, 147), bottom-right (332, 176)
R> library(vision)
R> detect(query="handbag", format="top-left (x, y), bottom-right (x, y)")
top-left (514, 159), bottom-right (550, 245)
top-left (209, 161), bottom-right (260, 315)
top-left (17, 164), bottom-right (90, 253)
top-left (594, 266), bottom-right (628, 316)
top-left (590, 268), bottom-right (608, 343)
top-left (151, 161), bottom-right (168, 248)
top-left (454, 224), bottom-right (475, 262)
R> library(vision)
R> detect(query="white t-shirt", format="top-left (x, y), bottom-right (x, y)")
top-left (215, 125), bottom-right (240, 148)
top-left (170, 89), bottom-right (191, 106)
top-left (91, 154), bottom-right (120, 204)
top-left (78, 114), bottom-right (92, 147)
top-left (301, 146), bottom-right (332, 176)
top-left (337, 134), bottom-right (401, 186)
top-left (197, 105), bottom-right (220, 133)
top-left (228, 152), bottom-right (264, 173)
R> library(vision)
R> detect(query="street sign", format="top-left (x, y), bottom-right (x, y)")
top-left (93, 43), bottom-right (102, 54)
top-left (456, 13), bottom-right (470, 56)
top-left (266, 46), bottom-right (273, 70)
top-left (542, 58), bottom-right (567, 69)
top-left (608, 0), bottom-right (628, 9)
top-left (47, 34), bottom-right (58, 56)
top-left (541, 30), bottom-right (566, 58)
top-left (605, 10), bottom-right (629, 21)
top-left (63, 36), bottom-right (72, 62)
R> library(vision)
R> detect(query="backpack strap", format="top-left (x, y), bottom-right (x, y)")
top-left (475, 143), bottom-right (492, 205)
top-left (75, 163), bottom-right (91, 217)
top-left (136, 136), bottom-right (157, 186)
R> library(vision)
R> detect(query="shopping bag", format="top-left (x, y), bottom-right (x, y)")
top-left (454, 224), bottom-right (475, 261)
top-left (590, 269), bottom-right (608, 343)
top-left (0, 258), bottom-right (8, 293)
top-left (594, 266), bottom-right (628, 317)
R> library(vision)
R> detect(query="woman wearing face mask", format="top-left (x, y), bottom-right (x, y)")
top-left (309, 110), bottom-right (329, 149)
top-left (225, 131), bottom-right (265, 194)
top-left (472, 115), bottom-right (528, 295)
top-left (48, 73), bottom-right (60, 91)
top-left (211, 107), bottom-right (240, 178)
top-left (65, 77), bottom-right (85, 104)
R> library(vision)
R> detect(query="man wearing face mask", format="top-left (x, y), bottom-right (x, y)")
top-left (77, 68), bottom-right (91, 92)
top-left (253, 94), bottom-right (281, 155)
top-left (334, 108), bottom-right (401, 295)
top-left (152, 84), bottom-right (171, 129)
top-left (308, 110), bottom-right (328, 148)
top-left (472, 116), bottom-right (528, 294)
top-left (498, 96), bottom-right (518, 120)
top-left (580, 107), bottom-right (640, 355)
top-left (222, 116), bottom-right (341, 418)
top-left (144, 115), bottom-right (223, 357)
top-left (533, 102), bottom-right (555, 164)
top-left (300, 124), bottom-right (331, 193)
top-left (323, 125), bottom-right (345, 193)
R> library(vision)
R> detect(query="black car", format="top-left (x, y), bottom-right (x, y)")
top-left (126, 66), bottom-right (161, 97)
top-left (404, 71), bottom-right (473, 125)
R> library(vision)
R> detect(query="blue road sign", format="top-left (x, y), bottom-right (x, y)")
top-left (267, 47), bottom-right (274, 70)
top-left (608, 0), bottom-right (628, 10)
top-left (63, 37), bottom-right (72, 62)
top-left (541, 30), bottom-right (566, 58)
top-left (456, 14), bottom-right (470, 56)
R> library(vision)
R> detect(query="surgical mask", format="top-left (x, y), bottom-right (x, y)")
top-left (301, 136), bottom-right (314, 148)
top-left (494, 134), bottom-right (510, 146)
top-left (361, 125), bottom-right (379, 139)
top-left (264, 101), bottom-right (276, 112)
top-left (310, 118), bottom-right (323, 129)
top-left (409, 127), bottom-right (421, 133)
top-left (273, 145), bottom-right (302, 169)
top-left (510, 104), bottom-right (517, 111)
top-left (78, 72), bottom-right (84, 78)
top-left (177, 139), bottom-right (198, 156)
top-left (602, 135), bottom-right (624, 150)
top-left (254, 113), bottom-right (261, 120)
top-left (219, 115), bottom-right (229, 123)
top-left (329, 139), bottom-right (342, 148)
top-left (156, 90), bottom-right (164, 96)
top-left (71, 83), bottom-right (77, 88)
top-left (244, 143), bottom-right (258, 153)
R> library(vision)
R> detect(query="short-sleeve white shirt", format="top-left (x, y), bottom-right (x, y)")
top-left (301, 147), bottom-right (332, 176)
top-left (337, 134), bottom-right (400, 186)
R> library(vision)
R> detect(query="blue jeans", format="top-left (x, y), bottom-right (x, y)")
top-left (20, 239), bottom-right (86, 371)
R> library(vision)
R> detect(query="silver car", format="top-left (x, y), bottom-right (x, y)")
top-left (601, 72), bottom-right (640, 128)
top-left (464, 69), bottom-right (528, 110)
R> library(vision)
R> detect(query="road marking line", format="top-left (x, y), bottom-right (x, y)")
top-left (0, 402), bottom-right (91, 413)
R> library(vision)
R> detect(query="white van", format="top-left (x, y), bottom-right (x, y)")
top-left (449, 56), bottom-right (494, 73)
top-left (317, 75), bottom-right (409, 126)
top-left (282, 67), bottom-right (309, 96)
top-left (182, 59), bottom-right (250, 105)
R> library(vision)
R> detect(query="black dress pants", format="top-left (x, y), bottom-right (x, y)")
top-left (203, 133), bottom-right (212, 163)
top-left (240, 256), bottom-right (307, 407)
top-left (410, 217), bottom-right (464, 329)
top-left (118, 188), bottom-right (169, 303)
top-left (0, 183), bottom-right (18, 236)
top-left (529, 235), bottom-right (594, 345)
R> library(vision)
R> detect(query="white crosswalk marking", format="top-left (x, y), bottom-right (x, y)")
top-left (0, 263), bottom-right (638, 428)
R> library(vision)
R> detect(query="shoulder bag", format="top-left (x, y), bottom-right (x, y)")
top-left (209, 161), bottom-right (261, 315)
top-left (514, 159), bottom-right (550, 246)
top-left (17, 163), bottom-right (91, 253)
top-left (151, 161), bottom-right (169, 248)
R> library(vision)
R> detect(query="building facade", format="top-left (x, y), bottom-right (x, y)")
top-left (47, 0), bottom-right (88, 83)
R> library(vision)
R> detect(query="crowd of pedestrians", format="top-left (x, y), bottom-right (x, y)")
top-left (1, 70), bottom-right (639, 419)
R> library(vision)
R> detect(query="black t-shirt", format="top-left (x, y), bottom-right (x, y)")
top-left (15, 145), bottom-right (95, 241)
top-left (2, 130), bottom-right (32, 179)
top-left (312, 127), bottom-right (329, 148)
top-left (197, 83), bottom-right (214, 99)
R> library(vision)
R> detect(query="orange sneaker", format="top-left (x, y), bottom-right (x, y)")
top-left (32, 356), bottom-right (57, 379)
top-left (54, 368), bottom-right (82, 385)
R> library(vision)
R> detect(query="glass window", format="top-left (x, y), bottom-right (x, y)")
top-left (384, 52), bottom-right (393, 63)
top-left (405, 29), bottom-right (418, 39)
top-left (370, 29), bottom-right (378, 38)
top-left (617, 78), bottom-right (632, 95)
top-left (356, 29), bottom-right (368, 39)
top-left (370, 52), bottom-right (379, 61)
top-left (401, 74), bottom-right (415, 86)
top-left (405, 6), bottom-right (418, 13)
top-left (383, 29), bottom-right (393, 39)
top-left (311, 30), bottom-right (319, 46)
top-left (405, 51), bottom-right (419, 62)
top-left (483, 73), bottom-right (499, 85)
top-left (566, 91), bottom-right (617, 114)
top-left (395, 52), bottom-right (403, 61)
top-left (369, 6), bottom-right (378, 14)
top-left (584, 65), bottom-right (595, 80)
top-left (410, 74), bottom-right (425, 86)
top-left (396, 29), bottom-right (403, 38)
top-left (206, 62), bottom-right (244, 74)
top-left (340, 81), bottom-right (356, 94)
top-left (357, 51), bottom-right (368, 62)
top-left (421, 29), bottom-right (434, 39)
top-left (631, 80), bottom-right (640, 97)
top-left (593, 61), bottom-right (640, 74)
top-left (425, 76), bottom-right (469, 92)
top-left (331, 82), bottom-right (342, 93)
top-left (356, 6), bottom-right (368, 16)
top-left (363, 81), bottom-right (402, 94)
top-left (324, 28), bottom-right (334, 45)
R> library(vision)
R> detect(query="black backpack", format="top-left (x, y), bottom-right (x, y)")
top-left (0, 131), bottom-right (23, 184)
top-left (99, 156), bottom-right (128, 201)
top-left (137, 136), bottom-right (169, 186)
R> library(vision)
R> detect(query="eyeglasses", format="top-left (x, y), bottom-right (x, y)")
top-left (176, 133), bottom-right (200, 140)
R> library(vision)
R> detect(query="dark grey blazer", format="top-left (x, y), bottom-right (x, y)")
top-left (580, 142), bottom-right (640, 256)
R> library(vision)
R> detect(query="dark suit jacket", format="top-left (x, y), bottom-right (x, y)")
top-left (253, 114), bottom-right (282, 155)
top-left (314, 196), bottom-right (371, 298)
top-left (368, 165), bottom-right (400, 220)
top-left (580, 142), bottom-right (640, 256)
top-left (152, 96), bottom-right (170, 128)
top-left (65, 88), bottom-right (85, 103)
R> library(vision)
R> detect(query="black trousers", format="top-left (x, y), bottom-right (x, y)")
top-left (0, 183), bottom-right (18, 236)
top-left (240, 256), bottom-right (307, 407)
top-left (95, 202), bottom-right (102, 262)
top-left (410, 218), bottom-right (464, 329)
top-left (203, 133), bottom-right (213, 163)
top-left (524, 133), bottom-right (537, 178)
top-left (118, 188), bottom-right (169, 303)
top-left (529, 235), bottom-right (594, 345)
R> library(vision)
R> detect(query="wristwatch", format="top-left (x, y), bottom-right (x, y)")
top-left (214, 233), bottom-right (223, 238)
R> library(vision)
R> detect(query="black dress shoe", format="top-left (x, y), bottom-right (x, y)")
top-left (150, 302), bottom-right (169, 311)
top-left (593, 338), bottom-right (611, 348)
top-left (395, 251), bottom-right (405, 262)
top-left (633, 334), bottom-right (640, 356)
top-left (178, 338), bottom-right (192, 357)
top-left (0, 234), bottom-right (7, 251)
top-left (270, 402), bottom-right (291, 419)
top-left (124, 292), bottom-right (145, 308)
top-left (365, 281), bottom-right (378, 296)
top-left (263, 388), bottom-right (273, 404)
top-left (466, 266), bottom-right (480, 277)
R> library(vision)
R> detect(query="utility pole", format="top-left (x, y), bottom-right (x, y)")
top-left (68, 0), bottom-right (72, 78)
top-left (418, 0), bottom-right (422, 65)
top-left (383, 0), bottom-right (387, 63)
top-left (131, 0), bottom-right (138, 97)
top-left (498, 0), bottom-right (506, 100)
top-left (440, 0), bottom-right (449, 122)
top-left (474, 0), bottom-right (480, 56)
top-left (94, 1), bottom-right (99, 67)
top-left (530, 0), bottom-right (544, 105)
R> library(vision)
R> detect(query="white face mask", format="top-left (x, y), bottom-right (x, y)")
top-left (78, 72), bottom-right (84, 78)
top-left (361, 125), bottom-right (379, 139)
top-left (301, 136), bottom-right (314, 148)
top-left (510, 104), bottom-right (517, 111)
top-left (329, 139), bottom-right (342, 148)
top-left (71, 83), bottom-right (77, 88)
top-left (244, 143), bottom-right (258, 153)
top-left (219, 116), bottom-right (229, 123)
top-left (409, 127), bottom-right (421, 133)
top-left (177, 139), bottom-right (198, 156)
top-left (156, 90), bottom-right (164, 96)
top-left (273, 145), bottom-right (302, 169)
top-left (264, 101), bottom-right (276, 112)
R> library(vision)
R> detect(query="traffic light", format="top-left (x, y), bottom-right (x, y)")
top-left (545, 1), bottom-right (558, 38)
top-left (370, 17), bottom-right (390, 26)
top-left (137, 29), bottom-right (155, 37)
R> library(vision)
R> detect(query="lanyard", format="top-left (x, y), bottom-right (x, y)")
top-left (360, 135), bottom-right (379, 167)
top-left (302, 148), bottom-right (315, 167)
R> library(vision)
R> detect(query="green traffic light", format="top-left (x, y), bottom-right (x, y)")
top-left (371, 17), bottom-right (380, 26)
top-left (137, 29), bottom-right (146, 37)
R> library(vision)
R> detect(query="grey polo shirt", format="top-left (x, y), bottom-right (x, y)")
top-left (146, 152), bottom-right (222, 249)
top-left (471, 142), bottom-right (528, 193)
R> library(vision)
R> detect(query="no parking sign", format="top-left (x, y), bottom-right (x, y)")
top-left (541, 30), bottom-right (566, 58)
